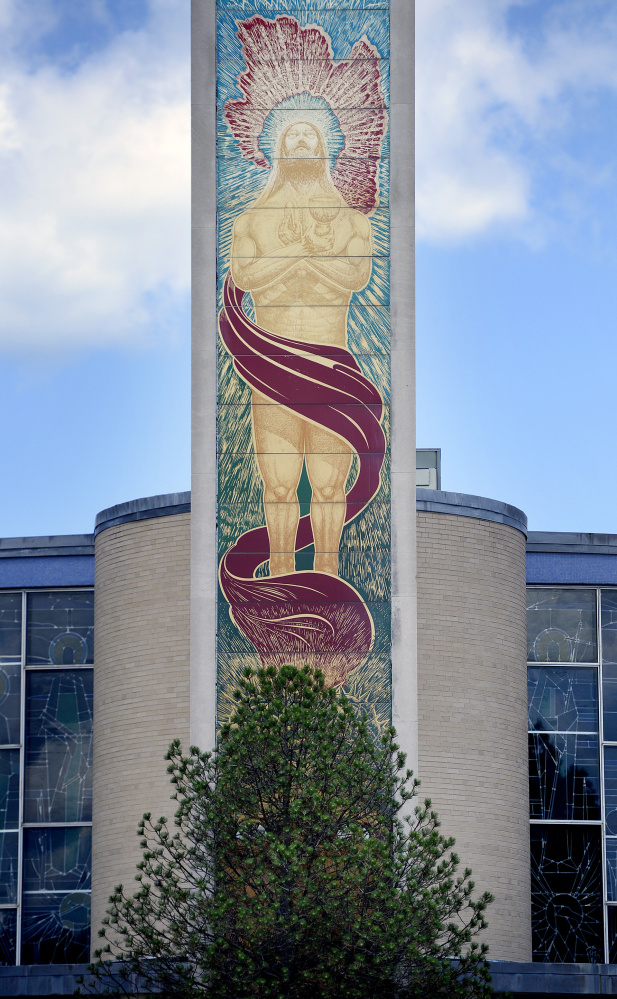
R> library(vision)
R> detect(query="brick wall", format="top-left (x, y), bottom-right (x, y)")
top-left (417, 511), bottom-right (532, 961)
top-left (91, 513), bottom-right (191, 948)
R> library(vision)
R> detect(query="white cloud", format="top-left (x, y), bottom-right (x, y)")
top-left (0, 0), bottom-right (189, 350)
top-left (416, 0), bottom-right (617, 243)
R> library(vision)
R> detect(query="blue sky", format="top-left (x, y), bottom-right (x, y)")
top-left (1, 0), bottom-right (617, 537)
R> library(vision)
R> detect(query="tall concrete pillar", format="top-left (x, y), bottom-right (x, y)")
top-left (91, 496), bottom-right (191, 943)
top-left (416, 490), bottom-right (532, 961)
top-left (191, 0), bottom-right (417, 778)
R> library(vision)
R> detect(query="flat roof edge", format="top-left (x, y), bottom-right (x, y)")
top-left (0, 535), bottom-right (94, 557)
top-left (416, 488), bottom-right (527, 536)
top-left (94, 492), bottom-right (191, 536)
top-left (527, 531), bottom-right (617, 554)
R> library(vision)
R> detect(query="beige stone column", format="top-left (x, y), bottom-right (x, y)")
top-left (416, 501), bottom-right (531, 961)
top-left (91, 505), bottom-right (191, 947)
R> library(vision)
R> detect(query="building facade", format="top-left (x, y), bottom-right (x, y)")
top-left (0, 0), bottom-right (609, 992)
top-left (2, 490), bottom-right (617, 995)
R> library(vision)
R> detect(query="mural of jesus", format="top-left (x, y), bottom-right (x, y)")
top-left (230, 120), bottom-right (373, 577)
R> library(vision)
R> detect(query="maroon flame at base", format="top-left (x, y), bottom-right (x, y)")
top-left (219, 273), bottom-right (386, 687)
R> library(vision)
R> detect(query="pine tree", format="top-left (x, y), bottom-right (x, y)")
top-left (86, 664), bottom-right (493, 998)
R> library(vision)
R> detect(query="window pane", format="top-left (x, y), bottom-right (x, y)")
top-left (0, 908), bottom-right (16, 966)
top-left (529, 733), bottom-right (600, 821)
top-left (24, 670), bottom-right (93, 823)
top-left (531, 824), bottom-right (603, 963)
top-left (0, 593), bottom-right (21, 665)
top-left (604, 746), bottom-right (617, 834)
top-left (0, 832), bottom-right (18, 904)
top-left (26, 591), bottom-right (93, 666)
top-left (607, 839), bottom-right (617, 902)
top-left (21, 891), bottom-right (90, 965)
top-left (602, 665), bottom-right (617, 741)
top-left (528, 667), bottom-right (598, 733)
top-left (608, 906), bottom-right (617, 963)
top-left (0, 663), bottom-right (21, 746)
top-left (0, 749), bottom-right (19, 830)
top-left (23, 827), bottom-right (91, 893)
top-left (527, 588), bottom-right (597, 663)
top-left (602, 590), bottom-right (617, 665)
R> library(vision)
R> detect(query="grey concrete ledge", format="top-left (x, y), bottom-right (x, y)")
top-left (94, 492), bottom-right (191, 537)
top-left (0, 535), bottom-right (94, 557)
top-left (0, 961), bottom-right (615, 996)
top-left (489, 960), bottom-right (617, 994)
top-left (0, 963), bottom-right (93, 995)
top-left (528, 531), bottom-right (617, 555)
top-left (416, 489), bottom-right (527, 536)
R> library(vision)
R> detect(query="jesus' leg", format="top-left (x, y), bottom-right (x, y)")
top-left (252, 391), bottom-right (304, 577)
top-left (305, 424), bottom-right (352, 576)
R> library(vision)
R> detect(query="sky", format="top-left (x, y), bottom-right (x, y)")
top-left (0, 0), bottom-right (616, 537)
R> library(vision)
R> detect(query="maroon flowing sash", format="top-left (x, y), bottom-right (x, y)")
top-left (219, 273), bottom-right (386, 686)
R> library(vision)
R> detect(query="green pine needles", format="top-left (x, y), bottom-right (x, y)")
top-left (86, 664), bottom-right (493, 998)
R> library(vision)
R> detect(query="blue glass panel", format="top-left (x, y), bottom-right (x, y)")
top-left (0, 908), bottom-right (16, 966)
top-left (0, 593), bottom-right (21, 665)
top-left (604, 746), bottom-right (617, 834)
top-left (608, 906), bottom-right (617, 963)
top-left (0, 832), bottom-right (18, 904)
top-left (603, 665), bottom-right (617, 742)
top-left (0, 750), bottom-right (19, 830)
top-left (529, 733), bottom-right (600, 821)
top-left (527, 588), bottom-right (597, 663)
top-left (21, 891), bottom-right (90, 965)
top-left (607, 838), bottom-right (617, 902)
top-left (24, 670), bottom-right (93, 823)
top-left (602, 590), bottom-right (617, 664)
top-left (528, 667), bottom-right (598, 733)
top-left (23, 827), bottom-right (91, 893)
top-left (531, 824), bottom-right (603, 963)
top-left (0, 663), bottom-right (21, 746)
top-left (26, 591), bottom-right (93, 665)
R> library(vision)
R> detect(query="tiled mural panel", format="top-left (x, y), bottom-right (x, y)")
top-left (216, 0), bottom-right (391, 731)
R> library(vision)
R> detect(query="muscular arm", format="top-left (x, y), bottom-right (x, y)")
top-left (305, 216), bottom-right (372, 292)
top-left (230, 215), bottom-right (305, 293)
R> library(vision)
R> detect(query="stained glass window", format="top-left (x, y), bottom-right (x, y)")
top-left (606, 839), bottom-right (617, 902)
top-left (0, 663), bottom-right (21, 746)
top-left (24, 670), bottom-right (93, 823)
top-left (0, 832), bottom-right (18, 905)
top-left (528, 667), bottom-right (598, 733)
top-left (602, 590), bottom-right (617, 665)
top-left (531, 824), bottom-right (603, 963)
top-left (0, 909), bottom-right (16, 966)
top-left (26, 591), bottom-right (93, 666)
top-left (21, 828), bottom-right (91, 962)
top-left (527, 588), bottom-right (610, 963)
top-left (604, 746), bottom-right (617, 834)
top-left (529, 733), bottom-right (600, 821)
top-left (603, 664), bottom-right (617, 743)
top-left (0, 749), bottom-right (20, 830)
top-left (0, 594), bottom-right (21, 665)
top-left (608, 906), bottom-right (617, 963)
top-left (21, 892), bottom-right (90, 965)
top-left (22, 827), bottom-right (91, 893)
top-left (0, 587), bottom-right (94, 967)
top-left (527, 588), bottom-right (597, 664)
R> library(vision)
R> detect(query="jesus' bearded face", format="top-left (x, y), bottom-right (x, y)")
top-left (283, 122), bottom-right (321, 158)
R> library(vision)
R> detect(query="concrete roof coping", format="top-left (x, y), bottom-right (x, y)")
top-left (416, 488), bottom-right (527, 536)
top-left (527, 531), bottom-right (617, 554)
top-left (0, 535), bottom-right (94, 558)
top-left (94, 491), bottom-right (191, 536)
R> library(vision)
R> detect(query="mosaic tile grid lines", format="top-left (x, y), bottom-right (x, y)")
top-left (215, 0), bottom-right (391, 728)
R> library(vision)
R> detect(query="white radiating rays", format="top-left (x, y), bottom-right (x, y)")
top-left (224, 16), bottom-right (387, 210)
top-left (258, 94), bottom-right (345, 168)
